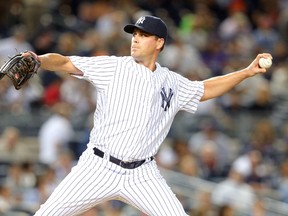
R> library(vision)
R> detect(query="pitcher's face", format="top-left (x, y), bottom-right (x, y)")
top-left (130, 29), bottom-right (164, 61)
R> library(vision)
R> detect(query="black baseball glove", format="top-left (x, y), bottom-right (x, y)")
top-left (0, 51), bottom-right (41, 90)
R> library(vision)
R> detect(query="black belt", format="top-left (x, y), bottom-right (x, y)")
top-left (93, 147), bottom-right (153, 169)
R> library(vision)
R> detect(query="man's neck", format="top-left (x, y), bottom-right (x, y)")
top-left (133, 58), bottom-right (157, 72)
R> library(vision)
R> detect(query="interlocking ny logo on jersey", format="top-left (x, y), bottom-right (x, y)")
top-left (161, 87), bottom-right (173, 111)
top-left (136, 16), bottom-right (145, 25)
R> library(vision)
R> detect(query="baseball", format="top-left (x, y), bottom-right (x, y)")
top-left (259, 57), bottom-right (272, 69)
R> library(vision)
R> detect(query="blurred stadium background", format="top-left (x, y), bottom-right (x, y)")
top-left (1, 0), bottom-right (288, 215)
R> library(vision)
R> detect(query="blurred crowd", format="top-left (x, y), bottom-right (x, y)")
top-left (1, 0), bottom-right (288, 215)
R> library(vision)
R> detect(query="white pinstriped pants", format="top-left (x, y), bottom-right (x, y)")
top-left (34, 148), bottom-right (188, 216)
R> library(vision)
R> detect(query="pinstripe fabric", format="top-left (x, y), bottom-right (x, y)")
top-left (34, 56), bottom-right (204, 216)
top-left (35, 149), bottom-right (188, 216)
top-left (70, 56), bottom-right (204, 161)
top-left (121, 159), bottom-right (187, 215)
top-left (35, 150), bottom-right (124, 215)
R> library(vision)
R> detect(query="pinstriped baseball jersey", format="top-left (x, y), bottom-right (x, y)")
top-left (70, 55), bottom-right (204, 161)
top-left (34, 55), bottom-right (204, 216)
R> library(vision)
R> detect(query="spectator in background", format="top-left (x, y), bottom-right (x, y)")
top-left (188, 118), bottom-right (233, 173)
top-left (21, 166), bottom-right (58, 213)
top-left (278, 123), bottom-right (288, 163)
top-left (73, 112), bottom-right (94, 159)
top-left (0, 77), bottom-right (11, 110)
top-left (52, 150), bottom-right (76, 183)
top-left (60, 78), bottom-right (96, 117)
top-left (0, 127), bottom-right (31, 163)
top-left (156, 138), bottom-right (189, 170)
top-left (237, 72), bottom-right (271, 111)
top-left (0, 25), bottom-right (34, 65)
top-left (56, 32), bottom-right (80, 56)
top-left (276, 160), bottom-right (288, 203)
top-left (2, 162), bottom-right (37, 214)
top-left (95, 8), bottom-right (129, 40)
top-left (196, 140), bottom-right (228, 182)
top-left (240, 119), bottom-right (279, 182)
top-left (155, 141), bottom-right (177, 169)
top-left (77, 29), bottom-right (105, 56)
top-left (211, 166), bottom-right (256, 213)
top-left (231, 149), bottom-right (272, 193)
top-left (41, 31), bottom-right (79, 108)
top-left (270, 62), bottom-right (288, 128)
top-left (216, 205), bottom-right (235, 216)
top-left (252, 13), bottom-right (279, 53)
top-left (178, 3), bottom-right (217, 51)
top-left (31, 28), bottom-right (57, 55)
top-left (4, 79), bottom-right (43, 113)
top-left (0, 24), bottom-right (42, 114)
top-left (21, 0), bottom-right (49, 36)
top-left (38, 102), bottom-right (75, 165)
top-left (218, 11), bottom-right (252, 41)
top-left (3, 162), bottom-right (37, 214)
top-left (42, 74), bottom-right (63, 107)
top-left (0, 182), bottom-right (12, 214)
top-left (189, 190), bottom-right (215, 216)
top-left (219, 67), bottom-right (271, 112)
top-left (159, 36), bottom-right (211, 78)
top-left (177, 153), bottom-right (199, 177)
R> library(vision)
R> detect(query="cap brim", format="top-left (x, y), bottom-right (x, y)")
top-left (124, 24), bottom-right (151, 35)
top-left (124, 24), bottom-right (136, 34)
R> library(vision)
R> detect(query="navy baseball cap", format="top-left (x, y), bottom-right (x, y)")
top-left (124, 15), bottom-right (168, 41)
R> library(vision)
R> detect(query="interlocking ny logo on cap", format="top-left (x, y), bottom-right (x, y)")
top-left (136, 16), bottom-right (145, 25)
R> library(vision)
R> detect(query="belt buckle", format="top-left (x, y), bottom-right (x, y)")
top-left (119, 160), bottom-right (128, 167)
top-left (103, 152), bottom-right (110, 161)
